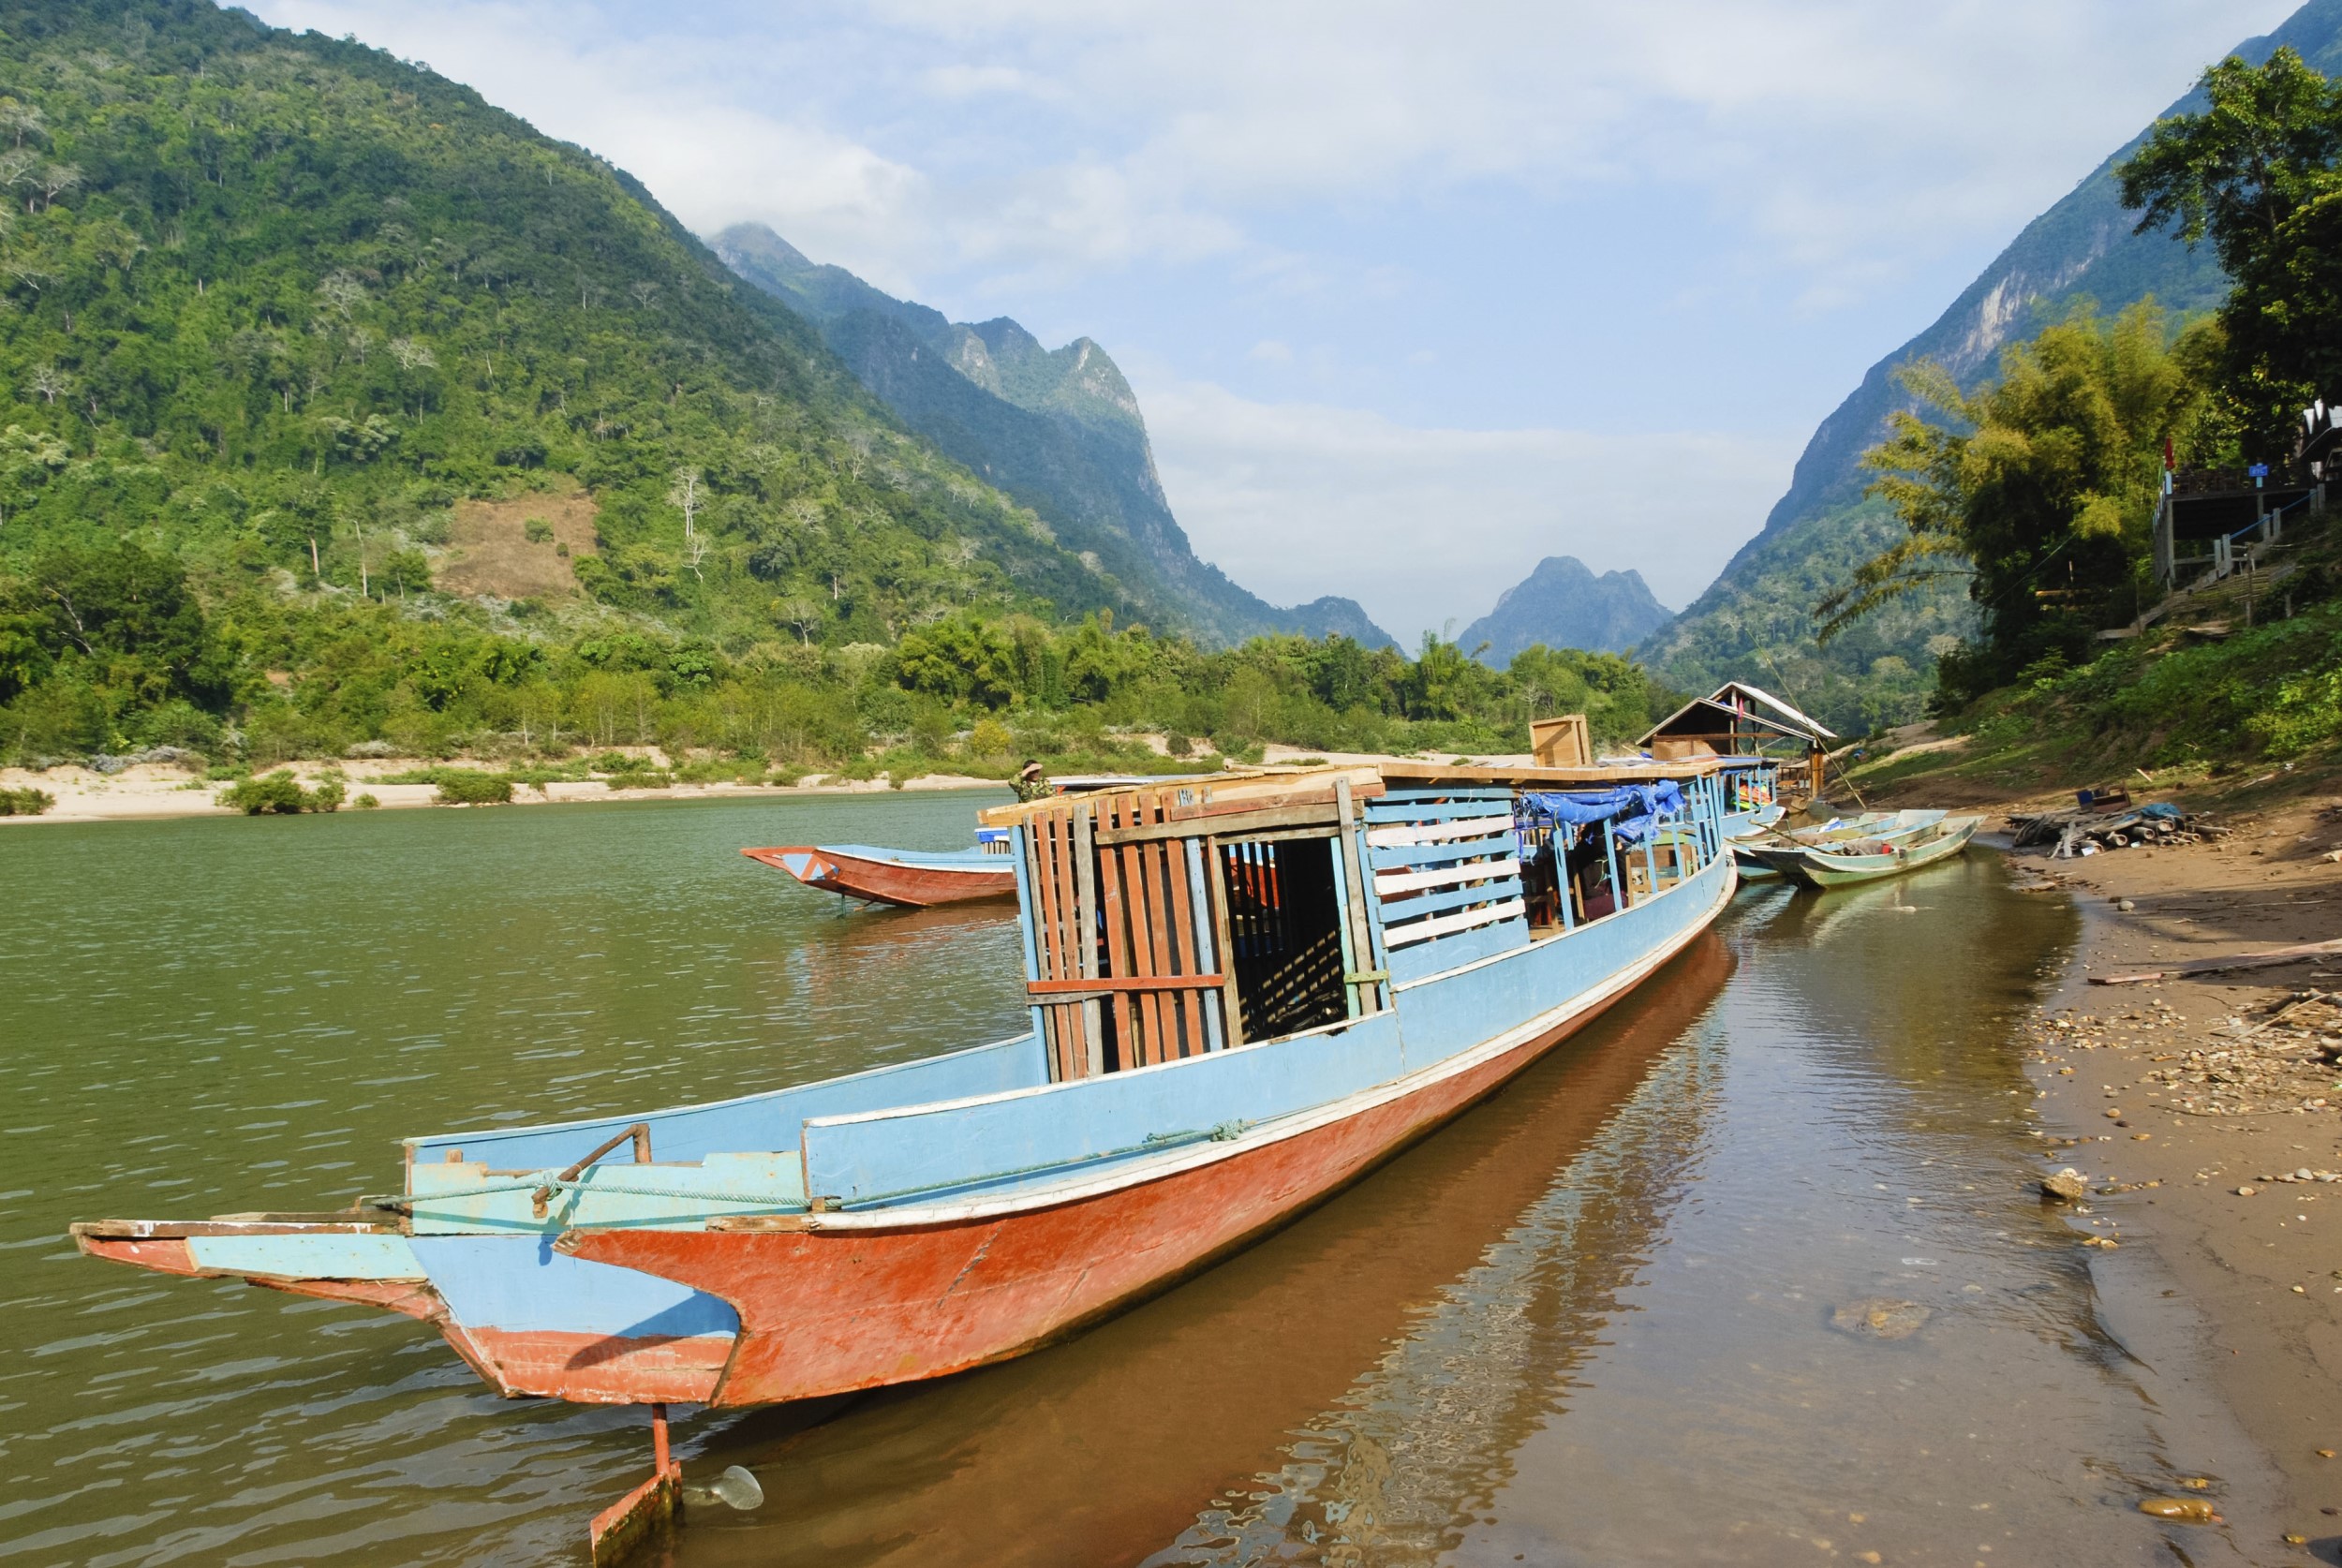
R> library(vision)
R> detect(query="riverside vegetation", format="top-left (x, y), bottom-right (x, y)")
top-left (0, 1), bottom-right (1669, 787)
top-left (1823, 47), bottom-right (2342, 784)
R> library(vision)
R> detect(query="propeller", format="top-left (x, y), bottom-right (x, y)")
top-left (683, 1465), bottom-right (765, 1513)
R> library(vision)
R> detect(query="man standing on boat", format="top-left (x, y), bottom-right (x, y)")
top-left (1013, 760), bottom-right (1052, 803)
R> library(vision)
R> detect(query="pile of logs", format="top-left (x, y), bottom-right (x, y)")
top-left (2007, 802), bottom-right (2221, 857)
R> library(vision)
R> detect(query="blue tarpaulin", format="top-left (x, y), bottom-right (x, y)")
top-left (1517, 782), bottom-right (1684, 846)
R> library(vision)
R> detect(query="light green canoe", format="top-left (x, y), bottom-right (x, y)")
top-left (1730, 809), bottom-right (1947, 881)
top-left (1745, 813), bottom-right (1981, 889)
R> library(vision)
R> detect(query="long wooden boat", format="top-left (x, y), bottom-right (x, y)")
top-left (73, 759), bottom-right (1736, 1557)
top-left (1745, 812), bottom-right (1980, 889)
top-left (741, 833), bottom-right (1017, 907)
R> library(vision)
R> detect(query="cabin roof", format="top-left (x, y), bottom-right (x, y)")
top-left (977, 757), bottom-right (1724, 826)
top-left (1637, 680), bottom-right (1836, 747)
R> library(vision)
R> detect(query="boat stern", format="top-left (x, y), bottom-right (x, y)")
top-left (73, 1206), bottom-right (746, 1404)
top-left (740, 845), bottom-right (839, 890)
top-left (71, 1214), bottom-right (443, 1318)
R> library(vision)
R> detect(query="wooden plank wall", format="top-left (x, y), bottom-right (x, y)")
top-left (1019, 786), bottom-right (1248, 1081)
top-left (1018, 807), bottom-right (1100, 1083)
top-left (1364, 787), bottom-right (1531, 984)
top-left (1093, 788), bottom-right (1224, 1070)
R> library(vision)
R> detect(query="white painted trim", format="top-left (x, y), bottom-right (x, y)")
top-left (1365, 815), bottom-right (1514, 850)
top-left (1380, 897), bottom-right (1526, 949)
top-left (1372, 856), bottom-right (1521, 897)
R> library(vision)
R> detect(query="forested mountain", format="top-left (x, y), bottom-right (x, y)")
top-left (0, 0), bottom-right (1153, 642)
top-left (1459, 556), bottom-right (1670, 665)
top-left (1639, 0), bottom-right (2342, 732)
top-left (712, 223), bottom-right (1396, 650)
top-left (0, 0), bottom-right (1598, 774)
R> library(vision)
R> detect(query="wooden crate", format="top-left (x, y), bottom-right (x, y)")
top-left (1530, 714), bottom-right (1593, 767)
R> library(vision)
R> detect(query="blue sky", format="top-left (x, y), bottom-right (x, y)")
top-left (257, 0), bottom-right (2300, 643)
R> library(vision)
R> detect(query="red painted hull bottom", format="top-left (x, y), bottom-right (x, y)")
top-left (569, 927), bottom-right (1705, 1408)
top-left (446, 1328), bottom-right (732, 1405)
top-left (741, 846), bottom-right (1016, 908)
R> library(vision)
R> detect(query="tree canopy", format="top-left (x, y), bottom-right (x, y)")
top-left (2119, 45), bottom-right (2342, 453)
top-left (1822, 303), bottom-right (2217, 699)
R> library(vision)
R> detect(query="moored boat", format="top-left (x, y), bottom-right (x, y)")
top-left (741, 832), bottom-right (1017, 907)
top-left (74, 758), bottom-right (1737, 1557)
top-left (1730, 808), bottom-right (1945, 880)
top-left (1745, 812), bottom-right (1981, 889)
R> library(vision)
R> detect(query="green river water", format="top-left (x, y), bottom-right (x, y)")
top-left (0, 796), bottom-right (2287, 1565)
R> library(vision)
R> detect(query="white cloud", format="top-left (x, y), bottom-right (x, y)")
top-left (242, 0), bottom-right (2296, 625)
top-left (251, 1), bottom-right (942, 289)
top-left (251, 0), bottom-right (2300, 304)
top-left (1135, 375), bottom-right (1801, 643)
top-left (917, 63), bottom-right (1054, 100)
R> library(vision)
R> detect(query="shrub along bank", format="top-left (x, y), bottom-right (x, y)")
top-left (0, 540), bottom-right (1680, 779)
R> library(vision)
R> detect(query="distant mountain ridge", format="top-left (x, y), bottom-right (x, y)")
top-left (1460, 557), bottom-right (1671, 663)
top-left (1638, 0), bottom-right (2342, 732)
top-left (711, 224), bottom-right (1396, 649)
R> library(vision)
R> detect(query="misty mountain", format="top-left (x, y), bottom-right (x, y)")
top-left (1638, 0), bottom-right (2342, 732)
top-left (1460, 557), bottom-right (1672, 664)
top-left (711, 224), bottom-right (1396, 650)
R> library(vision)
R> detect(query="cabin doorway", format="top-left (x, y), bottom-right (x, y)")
top-left (1219, 836), bottom-right (1349, 1038)
top-left (1010, 783), bottom-right (1386, 1084)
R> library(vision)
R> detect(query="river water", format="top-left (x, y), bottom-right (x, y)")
top-left (0, 798), bottom-right (2282, 1566)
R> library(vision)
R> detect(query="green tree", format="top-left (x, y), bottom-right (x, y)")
top-left (1822, 303), bottom-right (2214, 697)
top-left (897, 614), bottom-right (1019, 708)
top-left (2118, 46), bottom-right (2342, 453)
top-left (15, 540), bottom-right (230, 708)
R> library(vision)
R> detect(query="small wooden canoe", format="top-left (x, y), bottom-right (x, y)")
top-left (1744, 813), bottom-right (1980, 889)
top-left (741, 838), bottom-right (1017, 908)
top-left (1729, 809), bottom-right (1941, 880)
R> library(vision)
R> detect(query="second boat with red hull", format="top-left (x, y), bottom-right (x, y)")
top-left (740, 838), bottom-right (1017, 907)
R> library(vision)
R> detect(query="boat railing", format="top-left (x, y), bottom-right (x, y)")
top-left (400, 1029), bottom-right (1048, 1179)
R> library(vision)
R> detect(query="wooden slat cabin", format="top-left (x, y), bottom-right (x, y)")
top-left (981, 759), bottom-right (1728, 1083)
top-left (983, 769), bottom-right (1388, 1080)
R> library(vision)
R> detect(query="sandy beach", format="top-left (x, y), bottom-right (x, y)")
top-left (0, 757), bottom-right (1011, 823)
top-left (0, 742), bottom-right (1527, 827)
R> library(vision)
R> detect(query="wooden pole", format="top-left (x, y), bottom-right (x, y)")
top-left (1072, 806), bottom-right (1104, 1078)
top-left (1205, 836), bottom-right (1244, 1046)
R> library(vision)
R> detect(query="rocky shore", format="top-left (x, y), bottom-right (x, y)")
top-left (2006, 791), bottom-right (2342, 1546)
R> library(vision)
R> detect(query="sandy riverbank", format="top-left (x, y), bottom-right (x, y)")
top-left (0, 757), bottom-right (1010, 823)
top-left (0, 742), bottom-right (1530, 827)
top-left (1980, 791), bottom-right (2342, 1545)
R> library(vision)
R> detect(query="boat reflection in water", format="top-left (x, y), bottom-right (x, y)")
top-left (674, 936), bottom-right (1734, 1568)
top-left (686, 854), bottom-right (2287, 1568)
